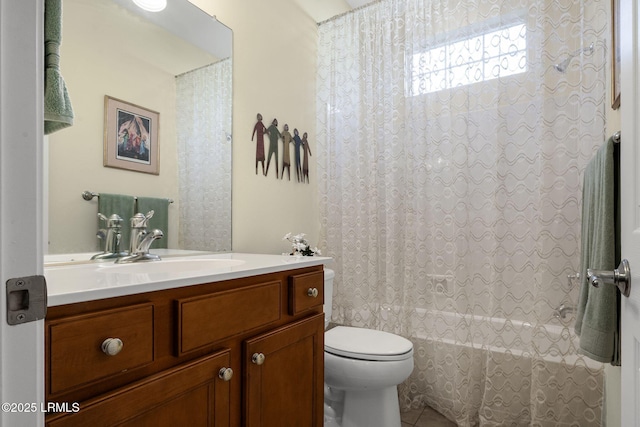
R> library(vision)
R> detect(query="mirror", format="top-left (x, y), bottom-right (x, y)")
top-left (46, 0), bottom-right (232, 256)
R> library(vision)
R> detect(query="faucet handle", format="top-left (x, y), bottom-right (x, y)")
top-left (130, 211), bottom-right (155, 228)
top-left (98, 213), bottom-right (123, 229)
top-left (92, 214), bottom-right (125, 260)
top-left (106, 214), bottom-right (123, 229)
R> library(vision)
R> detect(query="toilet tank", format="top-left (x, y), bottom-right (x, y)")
top-left (324, 268), bottom-right (335, 329)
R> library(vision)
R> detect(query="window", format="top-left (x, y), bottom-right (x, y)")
top-left (408, 22), bottom-right (527, 96)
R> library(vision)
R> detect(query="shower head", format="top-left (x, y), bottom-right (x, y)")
top-left (553, 42), bottom-right (595, 73)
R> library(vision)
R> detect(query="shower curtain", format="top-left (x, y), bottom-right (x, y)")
top-left (176, 59), bottom-right (232, 251)
top-left (316, 0), bottom-right (608, 425)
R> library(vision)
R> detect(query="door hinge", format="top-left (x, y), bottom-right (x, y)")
top-left (6, 275), bottom-right (47, 325)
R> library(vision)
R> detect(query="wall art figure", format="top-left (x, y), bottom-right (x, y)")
top-left (251, 113), bottom-right (267, 175)
top-left (281, 123), bottom-right (293, 180)
top-left (265, 118), bottom-right (281, 178)
top-left (293, 128), bottom-right (303, 182)
top-left (302, 131), bottom-right (312, 184)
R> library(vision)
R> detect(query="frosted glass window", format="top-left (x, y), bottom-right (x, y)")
top-left (408, 22), bottom-right (527, 96)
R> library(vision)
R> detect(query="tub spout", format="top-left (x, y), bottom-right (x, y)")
top-left (554, 303), bottom-right (575, 321)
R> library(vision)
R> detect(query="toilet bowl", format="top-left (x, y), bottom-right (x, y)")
top-left (323, 269), bottom-right (414, 427)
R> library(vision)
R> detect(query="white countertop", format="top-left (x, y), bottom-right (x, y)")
top-left (44, 252), bottom-right (332, 307)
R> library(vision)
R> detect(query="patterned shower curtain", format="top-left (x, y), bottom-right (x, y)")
top-left (316, 0), bottom-right (608, 425)
top-left (176, 59), bottom-right (233, 252)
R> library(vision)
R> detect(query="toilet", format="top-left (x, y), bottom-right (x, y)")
top-left (323, 269), bottom-right (414, 427)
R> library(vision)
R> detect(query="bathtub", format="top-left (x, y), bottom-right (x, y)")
top-left (407, 308), bottom-right (603, 366)
top-left (400, 308), bottom-right (605, 426)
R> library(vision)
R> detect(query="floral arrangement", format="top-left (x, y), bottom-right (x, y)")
top-left (283, 232), bottom-right (321, 256)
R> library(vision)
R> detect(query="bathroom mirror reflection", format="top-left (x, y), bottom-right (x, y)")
top-left (46, 0), bottom-right (232, 258)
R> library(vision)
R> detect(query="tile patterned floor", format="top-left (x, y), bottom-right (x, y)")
top-left (401, 406), bottom-right (457, 427)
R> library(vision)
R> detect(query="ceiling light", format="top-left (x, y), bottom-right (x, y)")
top-left (132, 0), bottom-right (167, 12)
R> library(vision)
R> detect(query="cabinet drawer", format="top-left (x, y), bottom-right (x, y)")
top-left (48, 303), bottom-right (154, 395)
top-left (176, 281), bottom-right (282, 356)
top-left (289, 271), bottom-right (324, 315)
top-left (46, 350), bottom-right (231, 427)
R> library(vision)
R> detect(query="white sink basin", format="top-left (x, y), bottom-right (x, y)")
top-left (44, 252), bottom-right (331, 307)
top-left (97, 258), bottom-right (246, 275)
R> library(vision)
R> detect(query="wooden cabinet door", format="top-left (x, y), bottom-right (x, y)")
top-left (244, 313), bottom-right (324, 427)
top-left (46, 350), bottom-right (232, 427)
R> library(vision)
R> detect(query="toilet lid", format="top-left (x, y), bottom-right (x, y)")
top-left (325, 326), bottom-right (413, 361)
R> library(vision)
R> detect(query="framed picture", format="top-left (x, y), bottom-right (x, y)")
top-left (611, 0), bottom-right (620, 109)
top-left (104, 96), bottom-right (160, 174)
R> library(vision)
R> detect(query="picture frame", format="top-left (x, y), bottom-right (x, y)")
top-left (611, 0), bottom-right (620, 109)
top-left (104, 96), bottom-right (160, 174)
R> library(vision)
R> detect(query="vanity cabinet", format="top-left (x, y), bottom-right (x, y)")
top-left (45, 266), bottom-right (325, 427)
top-left (244, 314), bottom-right (323, 426)
top-left (46, 350), bottom-right (232, 427)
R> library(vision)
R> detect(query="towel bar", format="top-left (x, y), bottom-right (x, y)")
top-left (587, 259), bottom-right (631, 297)
top-left (82, 191), bottom-right (173, 204)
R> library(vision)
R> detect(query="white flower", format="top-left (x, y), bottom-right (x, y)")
top-left (283, 231), bottom-right (321, 256)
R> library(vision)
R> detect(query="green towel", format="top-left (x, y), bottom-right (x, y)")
top-left (136, 197), bottom-right (170, 249)
top-left (44, 0), bottom-right (74, 135)
top-left (98, 193), bottom-right (135, 252)
top-left (575, 137), bottom-right (619, 365)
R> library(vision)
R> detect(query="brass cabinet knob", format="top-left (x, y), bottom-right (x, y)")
top-left (101, 338), bottom-right (124, 356)
top-left (218, 367), bottom-right (233, 381)
top-left (251, 352), bottom-right (265, 365)
top-left (307, 287), bottom-right (319, 298)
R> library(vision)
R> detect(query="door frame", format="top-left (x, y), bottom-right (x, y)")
top-left (619, 0), bottom-right (640, 424)
top-left (0, 1), bottom-right (46, 426)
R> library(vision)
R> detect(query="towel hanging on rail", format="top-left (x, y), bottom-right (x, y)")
top-left (44, 0), bottom-right (74, 134)
top-left (575, 134), bottom-right (620, 365)
top-left (136, 197), bottom-right (170, 249)
top-left (97, 194), bottom-right (136, 250)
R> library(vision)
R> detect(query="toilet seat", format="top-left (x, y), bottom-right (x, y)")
top-left (325, 326), bottom-right (413, 361)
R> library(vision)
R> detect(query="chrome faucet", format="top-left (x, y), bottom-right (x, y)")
top-left (116, 211), bottom-right (164, 263)
top-left (127, 211), bottom-right (155, 255)
top-left (554, 303), bottom-right (576, 321)
top-left (91, 213), bottom-right (127, 260)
